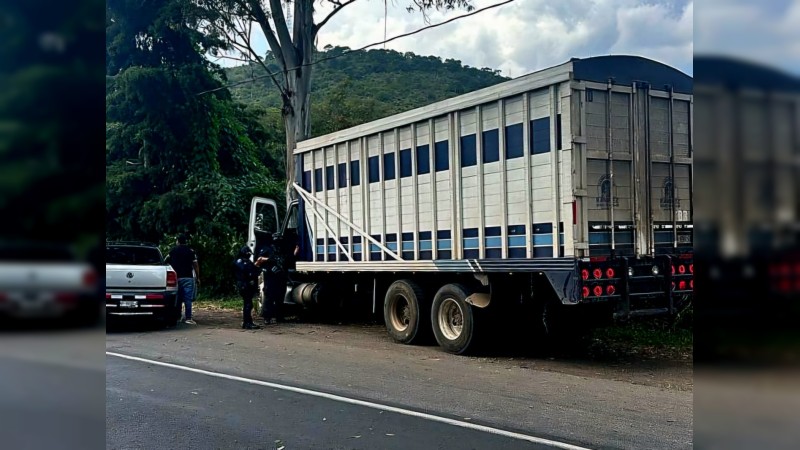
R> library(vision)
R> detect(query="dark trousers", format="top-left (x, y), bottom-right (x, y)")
top-left (238, 284), bottom-right (257, 324)
top-left (262, 271), bottom-right (284, 321)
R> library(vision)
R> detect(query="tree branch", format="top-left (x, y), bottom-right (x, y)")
top-left (205, 10), bottom-right (288, 96)
top-left (212, 54), bottom-right (253, 63)
top-left (227, 31), bottom-right (287, 95)
top-left (314, 0), bottom-right (357, 34)
top-left (267, 0), bottom-right (299, 68)
top-left (247, 0), bottom-right (287, 70)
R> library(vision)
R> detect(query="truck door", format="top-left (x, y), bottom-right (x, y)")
top-left (635, 84), bottom-right (693, 256)
top-left (248, 197), bottom-right (280, 257)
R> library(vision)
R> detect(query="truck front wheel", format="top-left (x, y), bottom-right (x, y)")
top-left (431, 283), bottom-right (481, 355)
top-left (383, 279), bottom-right (430, 345)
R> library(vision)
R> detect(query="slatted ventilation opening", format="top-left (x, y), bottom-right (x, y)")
top-left (588, 222), bottom-right (635, 256)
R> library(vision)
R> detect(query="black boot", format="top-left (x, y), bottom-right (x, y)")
top-left (242, 322), bottom-right (261, 330)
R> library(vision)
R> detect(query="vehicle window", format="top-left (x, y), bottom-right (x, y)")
top-left (106, 246), bottom-right (163, 265)
top-left (255, 202), bottom-right (278, 234)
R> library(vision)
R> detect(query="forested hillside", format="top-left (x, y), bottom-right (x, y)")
top-left (106, 4), bottom-right (508, 295)
top-left (225, 45), bottom-right (509, 138)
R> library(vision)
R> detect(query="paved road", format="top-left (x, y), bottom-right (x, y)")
top-left (106, 313), bottom-right (692, 450)
top-left (108, 355), bottom-right (581, 449)
top-left (1, 328), bottom-right (106, 450)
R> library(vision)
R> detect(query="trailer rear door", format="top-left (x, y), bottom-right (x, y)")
top-left (580, 82), bottom-right (692, 258)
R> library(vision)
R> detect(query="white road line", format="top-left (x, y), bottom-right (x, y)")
top-left (107, 351), bottom-right (592, 450)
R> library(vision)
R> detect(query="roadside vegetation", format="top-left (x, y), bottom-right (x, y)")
top-left (106, 0), bottom-right (506, 297)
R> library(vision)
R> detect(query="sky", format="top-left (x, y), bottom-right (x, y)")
top-left (218, 0), bottom-right (800, 78)
top-left (694, 0), bottom-right (800, 74)
top-left (220, 0), bottom-right (694, 77)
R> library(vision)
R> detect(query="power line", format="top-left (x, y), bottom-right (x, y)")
top-left (197, 0), bottom-right (516, 96)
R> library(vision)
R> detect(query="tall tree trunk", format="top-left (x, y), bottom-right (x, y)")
top-left (283, 69), bottom-right (311, 203)
top-left (281, 0), bottom-right (315, 204)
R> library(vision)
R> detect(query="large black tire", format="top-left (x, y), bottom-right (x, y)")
top-left (383, 279), bottom-right (431, 345)
top-left (431, 283), bottom-right (482, 355)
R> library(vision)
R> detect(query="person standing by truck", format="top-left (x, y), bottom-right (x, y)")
top-left (166, 234), bottom-right (199, 325)
top-left (233, 246), bottom-right (266, 329)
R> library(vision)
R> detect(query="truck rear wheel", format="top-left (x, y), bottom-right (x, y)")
top-left (431, 283), bottom-right (481, 355)
top-left (383, 279), bottom-right (430, 345)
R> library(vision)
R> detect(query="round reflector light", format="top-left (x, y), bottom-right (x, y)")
top-left (606, 285), bottom-right (616, 295)
top-left (582, 287), bottom-right (590, 298)
top-left (581, 269), bottom-right (589, 280)
top-left (678, 265), bottom-right (686, 274)
top-left (678, 280), bottom-right (686, 290)
top-left (593, 268), bottom-right (602, 279)
top-left (690, 279), bottom-right (694, 290)
top-left (689, 264), bottom-right (694, 274)
top-left (593, 285), bottom-right (603, 296)
top-left (606, 268), bottom-right (615, 278)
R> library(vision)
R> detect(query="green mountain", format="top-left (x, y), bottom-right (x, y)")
top-left (224, 46), bottom-right (509, 138)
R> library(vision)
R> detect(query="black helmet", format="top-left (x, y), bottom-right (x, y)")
top-left (238, 246), bottom-right (252, 257)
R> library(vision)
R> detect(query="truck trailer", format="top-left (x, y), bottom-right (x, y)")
top-left (249, 55), bottom-right (694, 354)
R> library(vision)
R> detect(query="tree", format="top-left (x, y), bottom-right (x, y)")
top-left (0, 0), bottom-right (105, 249)
top-left (197, 0), bottom-right (474, 201)
top-left (106, 0), bottom-right (283, 294)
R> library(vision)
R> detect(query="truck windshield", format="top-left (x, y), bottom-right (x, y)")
top-left (106, 246), bottom-right (163, 265)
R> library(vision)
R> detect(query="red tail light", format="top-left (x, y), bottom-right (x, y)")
top-left (105, 293), bottom-right (112, 299)
top-left (582, 286), bottom-right (590, 298)
top-left (689, 264), bottom-right (694, 274)
top-left (690, 280), bottom-right (694, 290)
top-left (678, 280), bottom-right (686, 290)
top-left (593, 285), bottom-right (603, 296)
top-left (593, 268), bottom-right (603, 279)
top-left (166, 271), bottom-right (178, 287)
top-left (56, 293), bottom-right (78, 303)
top-left (678, 265), bottom-right (686, 274)
top-left (581, 269), bottom-right (589, 280)
top-left (145, 294), bottom-right (165, 300)
top-left (83, 269), bottom-right (98, 287)
top-left (606, 268), bottom-right (615, 278)
top-left (671, 265), bottom-right (676, 275)
top-left (606, 285), bottom-right (616, 295)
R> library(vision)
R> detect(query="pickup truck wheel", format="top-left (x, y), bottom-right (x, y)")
top-left (383, 279), bottom-right (430, 345)
top-left (431, 283), bottom-right (481, 355)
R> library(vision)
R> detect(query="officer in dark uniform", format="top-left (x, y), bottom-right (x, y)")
top-left (233, 246), bottom-right (265, 329)
top-left (257, 242), bottom-right (285, 325)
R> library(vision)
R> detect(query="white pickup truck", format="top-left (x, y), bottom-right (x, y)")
top-left (105, 242), bottom-right (179, 326)
top-left (0, 241), bottom-right (100, 323)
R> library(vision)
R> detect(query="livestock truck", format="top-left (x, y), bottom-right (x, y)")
top-left (693, 56), bottom-right (800, 351)
top-left (248, 55), bottom-right (694, 354)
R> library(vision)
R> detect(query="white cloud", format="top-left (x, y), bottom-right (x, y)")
top-left (695, 0), bottom-right (800, 73)
top-left (218, 0), bottom-right (694, 76)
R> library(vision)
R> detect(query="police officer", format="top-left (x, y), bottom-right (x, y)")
top-left (257, 243), bottom-right (285, 325)
top-left (233, 246), bottom-right (265, 329)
